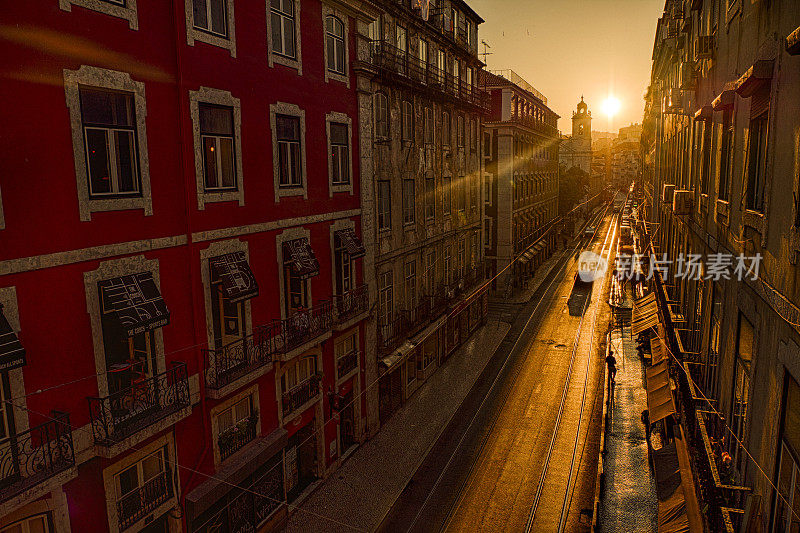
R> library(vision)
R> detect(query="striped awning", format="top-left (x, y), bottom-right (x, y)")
top-left (0, 305), bottom-right (25, 371)
top-left (632, 292), bottom-right (660, 335)
top-left (650, 336), bottom-right (667, 364)
top-left (336, 228), bottom-right (366, 259)
top-left (646, 360), bottom-right (676, 424)
top-left (210, 252), bottom-right (259, 303)
top-left (99, 272), bottom-right (170, 337)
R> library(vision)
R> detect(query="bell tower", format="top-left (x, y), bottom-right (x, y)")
top-left (572, 96), bottom-right (592, 148)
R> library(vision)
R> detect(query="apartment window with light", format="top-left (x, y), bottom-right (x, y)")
top-left (276, 115), bottom-right (302, 188)
top-left (377, 180), bottom-right (391, 230)
top-left (745, 93), bottom-right (769, 212)
top-left (192, 0), bottom-right (229, 37)
top-left (374, 93), bottom-right (389, 139)
top-left (442, 176), bottom-right (451, 214)
top-left (325, 16), bottom-right (346, 74)
top-left (330, 122), bottom-right (349, 185)
top-left (442, 111), bottom-right (451, 147)
top-left (402, 101), bottom-right (414, 142)
top-left (80, 87), bottom-right (140, 198)
top-left (403, 179), bottom-right (416, 225)
top-left (271, 0), bottom-right (297, 58)
top-left (424, 107), bottom-right (433, 145)
top-left (200, 104), bottom-right (236, 191)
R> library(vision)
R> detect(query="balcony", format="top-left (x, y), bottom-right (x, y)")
top-left (282, 374), bottom-right (321, 417)
top-left (378, 311), bottom-right (411, 355)
top-left (333, 285), bottom-right (369, 323)
top-left (218, 413), bottom-right (258, 462)
top-left (88, 362), bottom-right (190, 448)
top-left (508, 113), bottom-right (559, 137)
top-left (275, 301), bottom-right (333, 354)
top-left (0, 412), bottom-right (75, 507)
top-left (117, 469), bottom-right (173, 531)
top-left (204, 325), bottom-right (278, 392)
top-left (337, 350), bottom-right (359, 379)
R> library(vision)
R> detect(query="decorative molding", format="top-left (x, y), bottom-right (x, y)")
top-left (59, 0), bottom-right (138, 30)
top-left (64, 66), bottom-right (152, 222)
top-left (189, 87), bottom-right (245, 210)
top-left (184, 0), bottom-right (237, 57)
top-left (192, 209), bottom-right (361, 242)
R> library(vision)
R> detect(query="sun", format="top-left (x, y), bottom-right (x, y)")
top-left (602, 96), bottom-right (621, 118)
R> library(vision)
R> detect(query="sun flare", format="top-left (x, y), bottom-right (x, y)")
top-left (602, 96), bottom-right (621, 118)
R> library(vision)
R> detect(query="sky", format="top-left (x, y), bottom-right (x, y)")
top-left (470, 0), bottom-right (665, 134)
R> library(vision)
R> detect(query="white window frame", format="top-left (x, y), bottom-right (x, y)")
top-left (267, 0), bottom-right (303, 74)
top-left (326, 112), bottom-right (354, 196)
top-left (185, 0), bottom-right (237, 56)
top-left (60, 0), bottom-right (138, 29)
top-left (65, 66), bottom-right (152, 221)
top-left (323, 7), bottom-right (349, 86)
top-left (190, 87), bottom-right (244, 210)
top-left (270, 102), bottom-right (307, 201)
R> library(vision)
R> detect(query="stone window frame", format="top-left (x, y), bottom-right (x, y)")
top-left (326, 112), bottom-right (354, 197)
top-left (185, 0), bottom-right (237, 57)
top-left (84, 255), bottom-right (166, 401)
top-left (270, 102), bottom-right (308, 202)
top-left (209, 384), bottom-right (261, 467)
top-left (190, 87), bottom-right (245, 210)
top-left (266, 0), bottom-right (303, 74)
top-left (102, 432), bottom-right (178, 533)
top-left (276, 227), bottom-right (314, 320)
top-left (64, 65), bottom-right (153, 222)
top-left (330, 218), bottom-right (357, 297)
top-left (59, 0), bottom-right (139, 30)
top-left (0, 490), bottom-right (72, 533)
top-left (322, 4), bottom-right (350, 87)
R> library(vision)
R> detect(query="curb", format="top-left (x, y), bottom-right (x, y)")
top-left (591, 331), bottom-right (611, 532)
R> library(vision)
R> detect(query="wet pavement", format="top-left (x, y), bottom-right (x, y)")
top-left (599, 322), bottom-right (658, 532)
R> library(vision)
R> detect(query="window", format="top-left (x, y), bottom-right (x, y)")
top-left (276, 115), bottom-right (302, 188)
top-left (210, 263), bottom-right (246, 350)
top-left (374, 93), bottom-right (389, 139)
top-left (378, 271), bottom-right (393, 328)
top-left (402, 101), bottom-right (414, 142)
top-left (773, 375), bottom-right (800, 533)
top-left (270, 0), bottom-right (296, 59)
top-left (729, 313), bottom-right (754, 473)
top-left (457, 115), bottom-right (464, 147)
top-left (115, 448), bottom-right (170, 528)
top-left (470, 118), bottom-right (477, 151)
top-left (444, 246), bottom-right (452, 285)
top-left (282, 241), bottom-right (309, 314)
top-left (403, 179), bottom-right (416, 225)
top-left (418, 39), bottom-right (428, 64)
top-left (330, 122), bottom-right (349, 185)
top-left (745, 93), bottom-right (769, 212)
top-left (335, 332), bottom-right (357, 380)
top-left (483, 131), bottom-right (492, 158)
top-left (333, 232), bottom-right (353, 295)
top-left (80, 87), bottom-right (140, 197)
top-left (0, 514), bottom-right (51, 533)
top-left (425, 251), bottom-right (436, 294)
top-left (281, 355), bottom-right (316, 392)
top-left (452, 59), bottom-right (460, 91)
top-left (377, 180), bottom-right (391, 230)
top-left (484, 176), bottom-right (491, 205)
top-left (325, 16), bottom-right (345, 74)
top-left (425, 176), bottom-right (435, 219)
top-left (200, 104), bottom-right (236, 191)
top-left (718, 109), bottom-right (733, 201)
top-left (216, 395), bottom-right (254, 459)
top-left (484, 218), bottom-right (492, 249)
top-left (450, 8), bottom-right (458, 35)
top-left (404, 260), bottom-right (416, 312)
top-left (192, 0), bottom-right (228, 37)
top-left (457, 238), bottom-right (466, 276)
top-left (396, 25), bottom-right (407, 54)
top-left (442, 176), bottom-right (451, 214)
top-left (442, 111), bottom-right (451, 147)
top-left (700, 120), bottom-right (711, 196)
top-left (424, 107), bottom-right (434, 145)
top-left (437, 49), bottom-right (445, 74)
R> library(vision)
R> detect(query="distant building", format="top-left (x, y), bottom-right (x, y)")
top-left (482, 70), bottom-right (560, 292)
top-left (559, 97), bottom-right (593, 176)
top-left (611, 123), bottom-right (642, 186)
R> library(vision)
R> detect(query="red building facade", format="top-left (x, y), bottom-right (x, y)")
top-left (0, 0), bottom-right (376, 531)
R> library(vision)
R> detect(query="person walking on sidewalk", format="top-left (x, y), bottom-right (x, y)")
top-left (606, 351), bottom-right (618, 382)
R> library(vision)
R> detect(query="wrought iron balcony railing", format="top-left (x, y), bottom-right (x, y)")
top-left (0, 412), bottom-right (75, 506)
top-left (275, 301), bottom-right (334, 354)
top-left (334, 285), bottom-right (369, 322)
top-left (282, 374), bottom-right (321, 417)
top-left (204, 325), bottom-right (278, 391)
top-left (337, 350), bottom-right (359, 378)
top-left (88, 362), bottom-right (190, 447)
top-left (117, 469), bottom-right (173, 531)
top-left (218, 413), bottom-right (258, 462)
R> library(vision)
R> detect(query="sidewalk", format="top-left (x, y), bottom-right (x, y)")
top-left (598, 320), bottom-right (657, 531)
top-left (285, 318), bottom-right (511, 533)
top-left (504, 245), bottom-right (566, 304)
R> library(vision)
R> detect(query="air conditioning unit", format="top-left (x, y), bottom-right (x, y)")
top-left (695, 35), bottom-right (714, 60)
top-left (673, 190), bottom-right (692, 214)
top-left (662, 184), bottom-right (675, 204)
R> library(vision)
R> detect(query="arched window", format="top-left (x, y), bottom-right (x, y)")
top-left (374, 93), bottom-right (389, 139)
top-left (326, 16), bottom-right (346, 74)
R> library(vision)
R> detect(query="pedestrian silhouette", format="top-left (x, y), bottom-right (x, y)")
top-left (606, 351), bottom-right (618, 382)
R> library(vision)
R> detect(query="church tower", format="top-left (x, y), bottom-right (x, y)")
top-left (572, 96), bottom-right (592, 151)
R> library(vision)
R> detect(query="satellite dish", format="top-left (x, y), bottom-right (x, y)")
top-left (414, 0), bottom-right (431, 21)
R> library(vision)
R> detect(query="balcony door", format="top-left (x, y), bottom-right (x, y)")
top-left (0, 374), bottom-right (19, 488)
top-left (211, 275), bottom-right (245, 350)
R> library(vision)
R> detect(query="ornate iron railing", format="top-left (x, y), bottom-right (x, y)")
top-left (334, 285), bottom-right (369, 322)
top-left (378, 311), bottom-right (410, 354)
top-left (88, 363), bottom-right (190, 446)
top-left (204, 325), bottom-right (278, 391)
top-left (274, 301), bottom-right (333, 354)
top-left (281, 374), bottom-right (321, 417)
top-left (0, 412), bottom-right (75, 505)
top-left (218, 414), bottom-right (258, 462)
top-left (337, 350), bottom-right (359, 379)
top-left (117, 469), bottom-right (173, 530)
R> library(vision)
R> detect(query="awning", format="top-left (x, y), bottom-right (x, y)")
top-left (410, 315), bottom-right (447, 346)
top-left (632, 293), bottom-right (660, 335)
top-left (0, 305), bottom-right (25, 371)
top-left (654, 426), bottom-right (704, 532)
top-left (336, 228), bottom-right (366, 259)
top-left (209, 252), bottom-right (259, 303)
top-left (651, 336), bottom-right (667, 364)
top-left (99, 272), bottom-right (170, 337)
top-left (646, 360), bottom-right (676, 424)
top-left (518, 253), bottom-right (530, 265)
top-left (379, 341), bottom-right (415, 373)
top-left (711, 82), bottom-right (736, 110)
top-left (734, 59), bottom-right (773, 97)
top-left (284, 238), bottom-right (320, 279)
top-left (693, 105), bottom-right (712, 121)
top-left (788, 25), bottom-right (800, 55)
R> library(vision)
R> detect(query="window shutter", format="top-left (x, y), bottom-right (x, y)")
top-left (750, 88), bottom-right (769, 118)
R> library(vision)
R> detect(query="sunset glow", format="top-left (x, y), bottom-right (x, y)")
top-left (602, 96), bottom-right (621, 118)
